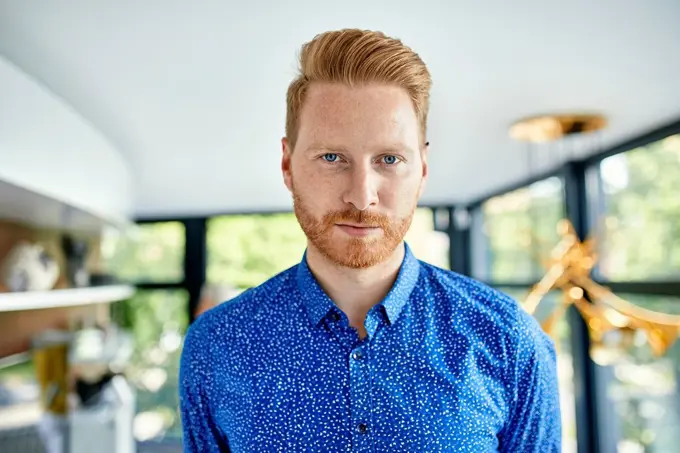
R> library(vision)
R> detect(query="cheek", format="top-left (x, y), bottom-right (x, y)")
top-left (295, 161), bottom-right (341, 192)
top-left (293, 166), bottom-right (338, 207)
top-left (379, 177), bottom-right (420, 213)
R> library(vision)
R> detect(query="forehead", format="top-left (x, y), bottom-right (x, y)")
top-left (297, 82), bottom-right (420, 148)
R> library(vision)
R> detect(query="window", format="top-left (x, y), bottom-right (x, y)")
top-left (495, 287), bottom-right (578, 453)
top-left (404, 208), bottom-right (450, 270)
top-left (207, 213), bottom-right (308, 290)
top-left (101, 222), bottom-right (185, 284)
top-left (111, 289), bottom-right (189, 442)
top-left (100, 220), bottom-right (190, 443)
top-left (596, 293), bottom-right (680, 453)
top-left (472, 177), bottom-right (565, 282)
top-left (594, 134), bottom-right (680, 281)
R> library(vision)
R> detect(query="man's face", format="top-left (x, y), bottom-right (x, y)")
top-left (282, 82), bottom-right (428, 268)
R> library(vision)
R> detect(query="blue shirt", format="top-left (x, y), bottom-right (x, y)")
top-left (179, 243), bottom-right (561, 452)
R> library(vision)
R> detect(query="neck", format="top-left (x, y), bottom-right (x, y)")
top-left (305, 242), bottom-right (405, 338)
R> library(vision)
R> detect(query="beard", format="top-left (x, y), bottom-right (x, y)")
top-left (291, 186), bottom-right (416, 269)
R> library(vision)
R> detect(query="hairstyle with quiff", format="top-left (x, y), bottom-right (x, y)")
top-left (285, 28), bottom-right (432, 150)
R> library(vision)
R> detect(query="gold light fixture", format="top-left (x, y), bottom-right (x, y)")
top-left (523, 220), bottom-right (680, 365)
top-left (509, 113), bottom-right (608, 143)
top-left (509, 111), bottom-right (680, 364)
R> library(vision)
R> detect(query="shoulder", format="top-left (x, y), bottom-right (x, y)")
top-left (417, 261), bottom-right (554, 358)
top-left (417, 261), bottom-right (523, 326)
top-left (417, 261), bottom-right (557, 393)
top-left (181, 265), bottom-right (299, 365)
top-left (194, 264), bottom-right (297, 328)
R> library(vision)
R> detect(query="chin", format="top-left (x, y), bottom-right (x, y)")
top-left (320, 237), bottom-right (400, 269)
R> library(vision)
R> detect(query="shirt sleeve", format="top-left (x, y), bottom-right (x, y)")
top-left (179, 320), bottom-right (230, 452)
top-left (499, 309), bottom-right (562, 452)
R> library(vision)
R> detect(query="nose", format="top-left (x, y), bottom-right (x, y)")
top-left (342, 163), bottom-right (379, 211)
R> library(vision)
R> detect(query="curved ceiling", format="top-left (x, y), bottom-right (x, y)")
top-left (1, 0), bottom-right (679, 217)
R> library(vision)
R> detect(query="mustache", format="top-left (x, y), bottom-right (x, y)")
top-left (322, 209), bottom-right (391, 228)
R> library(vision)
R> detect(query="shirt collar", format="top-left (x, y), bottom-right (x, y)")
top-left (296, 242), bottom-right (421, 328)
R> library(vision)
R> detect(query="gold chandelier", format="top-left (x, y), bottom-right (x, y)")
top-left (509, 113), bottom-right (608, 143)
top-left (522, 219), bottom-right (680, 365)
top-left (509, 112), bottom-right (680, 364)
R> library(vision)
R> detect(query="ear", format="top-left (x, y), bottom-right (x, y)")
top-left (281, 137), bottom-right (293, 192)
top-left (418, 141), bottom-right (429, 197)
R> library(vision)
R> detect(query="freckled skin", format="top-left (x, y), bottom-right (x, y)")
top-left (281, 82), bottom-right (428, 269)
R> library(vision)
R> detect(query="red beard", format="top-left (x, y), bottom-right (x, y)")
top-left (292, 190), bottom-right (414, 268)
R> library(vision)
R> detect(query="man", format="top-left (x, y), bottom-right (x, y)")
top-left (179, 28), bottom-right (561, 452)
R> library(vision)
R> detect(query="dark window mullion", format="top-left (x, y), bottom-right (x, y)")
top-left (183, 218), bottom-right (207, 324)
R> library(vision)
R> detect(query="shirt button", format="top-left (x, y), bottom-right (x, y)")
top-left (351, 351), bottom-right (364, 361)
top-left (356, 423), bottom-right (368, 434)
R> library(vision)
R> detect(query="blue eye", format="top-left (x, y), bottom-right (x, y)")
top-left (382, 155), bottom-right (398, 165)
top-left (322, 153), bottom-right (338, 163)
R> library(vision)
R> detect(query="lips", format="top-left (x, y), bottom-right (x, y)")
top-left (337, 223), bottom-right (379, 229)
top-left (335, 223), bottom-right (382, 238)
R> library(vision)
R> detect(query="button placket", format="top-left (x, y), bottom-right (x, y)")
top-left (349, 346), bottom-right (373, 452)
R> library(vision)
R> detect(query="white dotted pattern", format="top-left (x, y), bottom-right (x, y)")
top-left (179, 243), bottom-right (561, 452)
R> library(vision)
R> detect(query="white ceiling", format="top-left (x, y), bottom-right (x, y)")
top-left (1, 0), bottom-right (679, 218)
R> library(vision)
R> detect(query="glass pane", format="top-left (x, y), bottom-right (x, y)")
top-left (207, 213), bottom-right (308, 290)
top-left (495, 287), bottom-right (578, 453)
top-left (594, 294), bottom-right (680, 452)
top-left (111, 289), bottom-right (189, 442)
top-left (404, 208), bottom-right (450, 270)
top-left (101, 222), bottom-right (185, 283)
top-left (595, 134), bottom-right (680, 281)
top-left (473, 177), bottom-right (565, 282)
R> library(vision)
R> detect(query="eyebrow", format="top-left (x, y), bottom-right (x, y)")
top-left (382, 145), bottom-right (417, 156)
top-left (303, 144), bottom-right (349, 154)
top-left (304, 143), bottom-right (417, 155)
